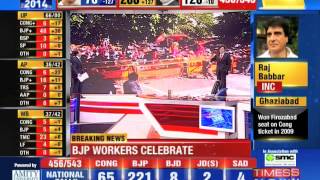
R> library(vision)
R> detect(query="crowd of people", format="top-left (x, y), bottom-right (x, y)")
top-left (71, 38), bottom-right (207, 65)
top-left (70, 36), bottom-right (250, 74)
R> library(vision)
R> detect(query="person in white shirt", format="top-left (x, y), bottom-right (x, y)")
top-left (58, 0), bottom-right (80, 6)
top-left (258, 17), bottom-right (298, 58)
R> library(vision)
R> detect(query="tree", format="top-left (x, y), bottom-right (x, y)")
top-left (70, 13), bottom-right (250, 47)
top-left (211, 12), bottom-right (250, 47)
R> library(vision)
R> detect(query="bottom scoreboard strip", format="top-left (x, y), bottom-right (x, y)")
top-left (40, 157), bottom-right (256, 179)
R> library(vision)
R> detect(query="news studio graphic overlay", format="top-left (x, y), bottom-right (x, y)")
top-left (182, 0), bottom-right (217, 7)
top-left (0, 109), bottom-right (66, 156)
top-left (58, 0), bottom-right (116, 8)
top-left (19, 12), bottom-right (64, 58)
top-left (217, 0), bottom-right (257, 10)
top-left (260, 0), bottom-right (305, 9)
top-left (199, 105), bottom-right (235, 133)
top-left (119, 0), bottom-right (158, 7)
top-left (0, 11), bottom-right (64, 59)
top-left (254, 168), bottom-right (300, 179)
top-left (0, 9), bottom-right (67, 157)
top-left (81, 0), bottom-right (116, 6)
top-left (69, 12), bottom-right (251, 140)
top-left (9, 158), bottom-right (41, 180)
top-left (0, 60), bottom-right (65, 107)
top-left (40, 158), bottom-right (89, 180)
top-left (38, 158), bottom-right (256, 180)
top-left (20, 0), bottom-right (53, 10)
top-left (264, 153), bottom-right (296, 167)
top-left (182, 0), bottom-right (256, 9)
top-left (12, 169), bottom-right (40, 180)
top-left (253, 61), bottom-right (308, 140)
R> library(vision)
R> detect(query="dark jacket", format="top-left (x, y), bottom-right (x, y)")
top-left (71, 55), bottom-right (84, 79)
top-left (211, 53), bottom-right (231, 74)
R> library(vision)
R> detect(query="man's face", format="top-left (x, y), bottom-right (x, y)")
top-left (63, 0), bottom-right (76, 5)
top-left (219, 47), bottom-right (225, 54)
top-left (266, 26), bottom-right (288, 54)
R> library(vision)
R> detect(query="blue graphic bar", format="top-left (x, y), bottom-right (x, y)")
top-left (0, 0), bottom-right (56, 11)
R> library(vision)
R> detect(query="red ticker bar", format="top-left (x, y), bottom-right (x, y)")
top-left (36, 51), bottom-right (50, 58)
top-left (39, 157), bottom-right (256, 169)
top-left (218, 0), bottom-right (257, 10)
top-left (35, 119), bottom-right (50, 126)
top-left (36, 36), bottom-right (49, 42)
top-left (257, 81), bottom-right (282, 93)
top-left (36, 27), bottom-right (50, 34)
top-left (36, 126), bottom-right (50, 133)
top-left (41, 158), bottom-right (90, 169)
top-left (36, 84), bottom-right (50, 91)
top-left (36, 77), bottom-right (49, 84)
top-left (223, 158), bottom-right (257, 168)
top-left (36, 141), bottom-right (50, 148)
top-left (36, 100), bottom-right (49, 107)
top-left (123, 158), bottom-right (158, 169)
top-left (36, 20), bottom-right (50, 27)
top-left (36, 42), bottom-right (50, 50)
top-left (190, 158), bottom-right (256, 168)
top-left (36, 69), bottom-right (50, 76)
top-left (91, 158), bottom-right (122, 169)
top-left (158, 158), bottom-right (189, 168)
top-left (71, 140), bottom-right (251, 157)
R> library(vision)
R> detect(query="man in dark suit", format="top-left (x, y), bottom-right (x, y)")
top-left (71, 50), bottom-right (84, 97)
top-left (70, 50), bottom-right (84, 124)
top-left (211, 45), bottom-right (231, 92)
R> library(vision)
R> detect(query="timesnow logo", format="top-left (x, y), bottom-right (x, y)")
top-left (264, 154), bottom-right (296, 167)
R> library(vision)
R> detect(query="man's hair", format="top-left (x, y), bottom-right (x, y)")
top-left (219, 45), bottom-right (226, 50)
top-left (128, 72), bottom-right (138, 81)
top-left (71, 50), bottom-right (79, 56)
top-left (265, 17), bottom-right (290, 37)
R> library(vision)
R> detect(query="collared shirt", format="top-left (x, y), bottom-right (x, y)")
top-left (258, 47), bottom-right (298, 58)
top-left (220, 52), bottom-right (225, 59)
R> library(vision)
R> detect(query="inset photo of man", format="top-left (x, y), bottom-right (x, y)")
top-left (256, 16), bottom-right (298, 58)
top-left (156, 0), bottom-right (179, 6)
top-left (58, 0), bottom-right (81, 6)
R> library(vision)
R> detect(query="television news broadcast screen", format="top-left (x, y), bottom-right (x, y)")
top-left (0, 0), bottom-right (320, 179)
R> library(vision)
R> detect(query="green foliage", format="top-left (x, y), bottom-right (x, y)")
top-left (70, 13), bottom-right (250, 47)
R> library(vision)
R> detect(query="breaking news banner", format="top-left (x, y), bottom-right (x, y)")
top-left (70, 140), bottom-right (252, 157)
